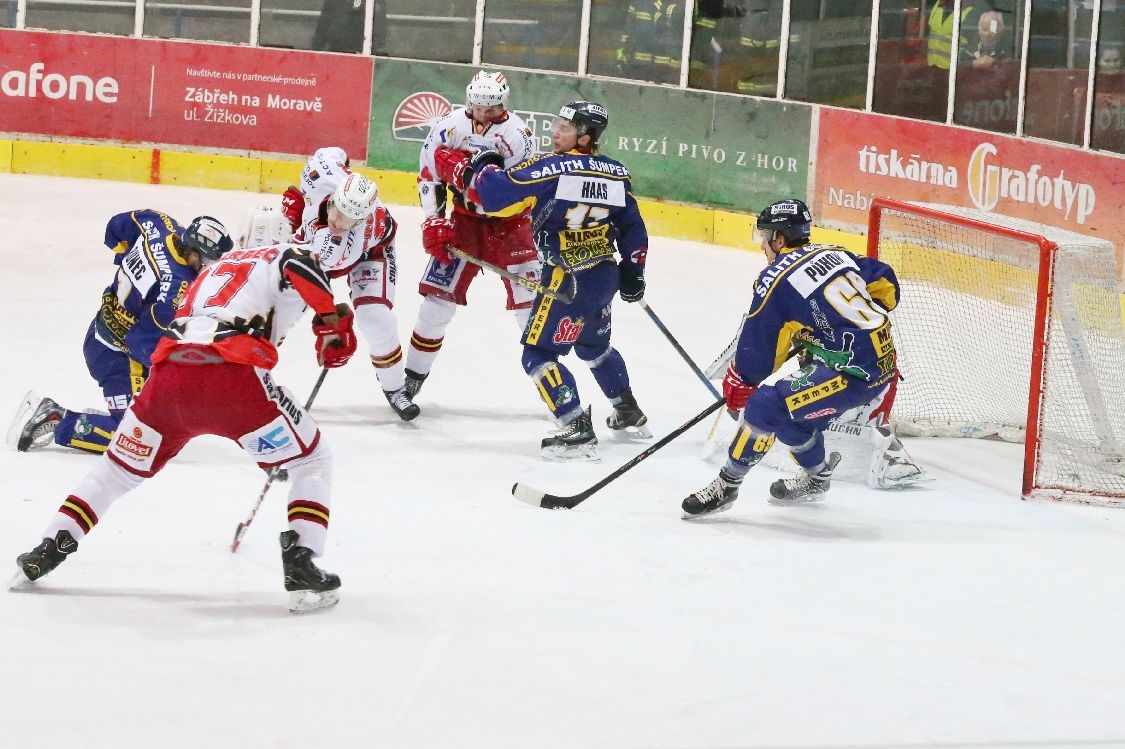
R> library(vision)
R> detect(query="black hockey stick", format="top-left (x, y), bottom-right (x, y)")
top-left (637, 299), bottom-right (721, 399)
top-left (512, 398), bottom-right (727, 510)
top-left (230, 366), bottom-right (329, 553)
top-left (445, 244), bottom-right (575, 304)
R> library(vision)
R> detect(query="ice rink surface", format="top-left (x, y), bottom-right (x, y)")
top-left (2, 173), bottom-right (1124, 749)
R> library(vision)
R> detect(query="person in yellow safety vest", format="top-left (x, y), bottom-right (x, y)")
top-left (927, 0), bottom-right (979, 70)
top-left (689, 0), bottom-right (748, 91)
top-left (616, 1), bottom-right (684, 84)
top-left (736, 0), bottom-right (796, 96)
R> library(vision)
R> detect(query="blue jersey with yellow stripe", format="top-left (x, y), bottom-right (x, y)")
top-left (735, 243), bottom-right (900, 390)
top-left (472, 149), bottom-right (649, 272)
top-left (98, 209), bottom-right (196, 368)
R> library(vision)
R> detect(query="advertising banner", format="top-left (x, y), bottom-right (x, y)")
top-left (370, 59), bottom-right (811, 211)
top-left (814, 108), bottom-right (1125, 271)
top-left (0, 29), bottom-right (371, 159)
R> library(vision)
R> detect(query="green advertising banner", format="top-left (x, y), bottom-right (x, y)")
top-left (369, 59), bottom-right (811, 213)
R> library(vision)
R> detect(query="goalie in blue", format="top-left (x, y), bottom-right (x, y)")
top-left (683, 198), bottom-right (902, 517)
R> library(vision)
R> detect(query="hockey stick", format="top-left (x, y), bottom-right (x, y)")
top-left (445, 244), bottom-right (575, 304)
top-left (230, 366), bottom-right (330, 553)
top-left (512, 398), bottom-right (727, 510)
top-left (637, 299), bottom-right (721, 399)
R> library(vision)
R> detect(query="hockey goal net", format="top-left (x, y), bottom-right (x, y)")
top-left (867, 198), bottom-right (1125, 505)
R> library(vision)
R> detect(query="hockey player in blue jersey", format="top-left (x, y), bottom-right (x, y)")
top-left (11, 211), bottom-right (229, 455)
top-left (433, 101), bottom-right (651, 460)
top-left (682, 198), bottom-right (902, 516)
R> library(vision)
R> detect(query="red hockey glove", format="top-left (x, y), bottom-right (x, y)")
top-left (312, 304), bottom-right (356, 369)
top-left (421, 216), bottom-right (456, 264)
top-left (433, 146), bottom-right (472, 191)
top-left (281, 185), bottom-right (304, 233)
top-left (722, 363), bottom-right (756, 411)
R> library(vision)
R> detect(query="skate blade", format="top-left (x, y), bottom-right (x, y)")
top-left (540, 444), bottom-right (600, 463)
top-left (608, 424), bottom-right (653, 440)
top-left (288, 588), bottom-right (340, 614)
top-left (6, 390), bottom-right (39, 449)
top-left (767, 493), bottom-right (827, 506)
top-left (9, 568), bottom-right (31, 591)
top-left (681, 502), bottom-right (735, 520)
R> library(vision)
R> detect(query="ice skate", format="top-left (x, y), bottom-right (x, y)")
top-left (280, 530), bottom-right (340, 614)
top-left (383, 386), bottom-right (420, 421)
top-left (403, 368), bottom-right (428, 400)
top-left (8, 392), bottom-right (66, 452)
top-left (13, 530), bottom-right (78, 586)
top-left (606, 387), bottom-right (652, 439)
top-left (768, 451), bottom-right (842, 505)
top-left (871, 434), bottom-right (929, 488)
top-left (541, 406), bottom-right (598, 462)
top-left (682, 470), bottom-right (742, 518)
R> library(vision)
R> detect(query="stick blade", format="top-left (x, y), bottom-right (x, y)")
top-left (230, 523), bottom-right (247, 554)
top-left (512, 482), bottom-right (547, 507)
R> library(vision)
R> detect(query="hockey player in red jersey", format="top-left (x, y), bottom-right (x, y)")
top-left (12, 216), bottom-right (355, 613)
top-left (402, 70), bottom-right (541, 408)
top-left (303, 172), bottom-right (418, 420)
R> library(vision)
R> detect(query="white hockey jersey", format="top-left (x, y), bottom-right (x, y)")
top-left (303, 198), bottom-right (397, 277)
top-left (153, 244), bottom-right (336, 369)
top-left (298, 147), bottom-right (351, 234)
top-left (417, 107), bottom-right (537, 219)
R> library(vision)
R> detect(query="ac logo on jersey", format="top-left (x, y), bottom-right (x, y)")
top-left (553, 317), bottom-right (584, 344)
top-left (256, 426), bottom-right (291, 454)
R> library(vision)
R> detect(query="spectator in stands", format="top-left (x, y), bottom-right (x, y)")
top-left (927, 0), bottom-right (979, 72)
top-left (313, 0), bottom-right (386, 55)
top-left (1098, 44), bottom-right (1123, 76)
top-left (615, 1), bottom-right (684, 84)
top-left (963, 10), bottom-right (1009, 69)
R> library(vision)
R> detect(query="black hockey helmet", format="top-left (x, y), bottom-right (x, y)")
top-left (756, 199), bottom-right (813, 244)
top-left (180, 215), bottom-right (233, 262)
top-left (558, 101), bottom-right (609, 144)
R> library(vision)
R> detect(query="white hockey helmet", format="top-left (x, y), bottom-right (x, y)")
top-left (466, 70), bottom-right (509, 108)
top-left (239, 205), bottom-right (292, 249)
top-left (330, 173), bottom-right (379, 221)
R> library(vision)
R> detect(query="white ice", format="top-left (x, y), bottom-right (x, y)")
top-left (2, 173), bottom-right (1124, 749)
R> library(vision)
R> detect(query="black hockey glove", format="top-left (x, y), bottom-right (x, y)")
top-left (469, 147), bottom-right (505, 175)
top-left (618, 261), bottom-right (645, 303)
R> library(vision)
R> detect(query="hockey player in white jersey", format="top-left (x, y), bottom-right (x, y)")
top-left (303, 171), bottom-right (419, 420)
top-left (280, 146), bottom-right (351, 241)
top-left (403, 70), bottom-right (540, 407)
top-left (12, 216), bottom-right (355, 613)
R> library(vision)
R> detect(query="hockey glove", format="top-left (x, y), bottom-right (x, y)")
top-left (618, 261), bottom-right (646, 303)
top-left (722, 363), bottom-right (756, 411)
top-left (433, 146), bottom-right (472, 191)
top-left (281, 185), bottom-right (305, 233)
top-left (312, 303), bottom-right (357, 369)
top-left (421, 216), bottom-right (456, 264)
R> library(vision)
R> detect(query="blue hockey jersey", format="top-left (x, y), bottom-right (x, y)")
top-left (472, 150), bottom-right (649, 272)
top-left (736, 243), bottom-right (901, 390)
top-left (97, 209), bottom-right (196, 368)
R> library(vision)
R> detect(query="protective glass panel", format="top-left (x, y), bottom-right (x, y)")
top-left (25, 0), bottom-right (135, 35)
top-left (143, 0), bottom-right (251, 43)
top-left (873, 0), bottom-right (968, 122)
top-left (784, 1), bottom-right (871, 108)
top-left (952, 6), bottom-right (1020, 133)
top-left (482, 0), bottom-right (580, 73)
top-left (589, 0), bottom-right (684, 85)
top-left (1091, 16), bottom-right (1124, 154)
top-left (1023, 0), bottom-right (1094, 145)
top-left (382, 0), bottom-right (473, 63)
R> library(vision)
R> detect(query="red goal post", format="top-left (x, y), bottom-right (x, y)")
top-left (867, 197), bottom-right (1125, 505)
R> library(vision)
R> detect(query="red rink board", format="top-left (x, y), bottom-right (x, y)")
top-left (0, 29), bottom-right (371, 159)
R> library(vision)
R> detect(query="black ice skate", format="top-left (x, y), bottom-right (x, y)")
top-left (280, 530), bottom-right (340, 614)
top-left (768, 451), bottom-right (843, 505)
top-left (682, 469), bottom-right (742, 518)
top-left (403, 368), bottom-right (428, 400)
top-left (383, 386), bottom-right (421, 421)
top-left (10, 393), bottom-right (66, 452)
top-left (13, 530), bottom-right (78, 586)
top-left (541, 406), bottom-right (598, 462)
top-left (606, 387), bottom-right (652, 439)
